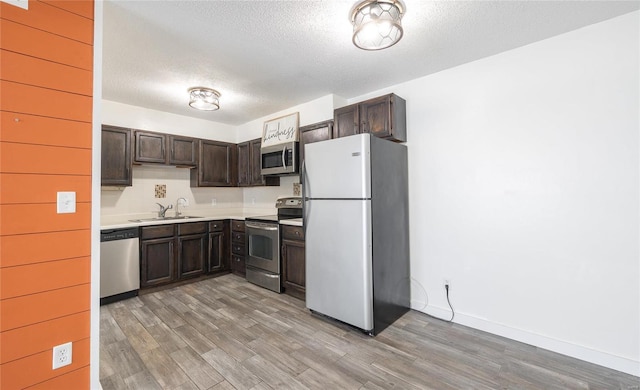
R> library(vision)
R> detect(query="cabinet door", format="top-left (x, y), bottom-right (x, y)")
top-left (177, 233), bottom-right (206, 279)
top-left (237, 141), bottom-right (250, 187)
top-left (230, 254), bottom-right (246, 275)
top-left (249, 138), bottom-right (264, 186)
top-left (141, 237), bottom-right (175, 287)
top-left (208, 231), bottom-right (227, 272)
top-left (101, 125), bottom-right (132, 186)
top-left (135, 131), bottom-right (167, 164)
top-left (169, 136), bottom-right (197, 166)
top-left (195, 140), bottom-right (237, 187)
top-left (359, 94), bottom-right (407, 142)
top-left (333, 104), bottom-right (359, 138)
top-left (282, 238), bottom-right (305, 299)
top-left (359, 95), bottom-right (391, 138)
top-left (299, 121), bottom-right (333, 173)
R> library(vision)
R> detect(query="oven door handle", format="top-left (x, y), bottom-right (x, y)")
top-left (246, 222), bottom-right (279, 231)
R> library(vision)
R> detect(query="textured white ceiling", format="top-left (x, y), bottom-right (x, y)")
top-left (102, 0), bottom-right (639, 125)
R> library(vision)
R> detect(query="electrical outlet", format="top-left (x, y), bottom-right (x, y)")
top-left (52, 342), bottom-right (72, 370)
top-left (444, 279), bottom-right (451, 289)
top-left (211, 198), bottom-right (217, 206)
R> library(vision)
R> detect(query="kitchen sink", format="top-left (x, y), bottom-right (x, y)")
top-left (128, 216), bottom-right (204, 223)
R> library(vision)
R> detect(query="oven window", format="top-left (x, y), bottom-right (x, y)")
top-left (249, 235), bottom-right (273, 261)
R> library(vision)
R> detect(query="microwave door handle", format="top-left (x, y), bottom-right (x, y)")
top-left (282, 145), bottom-right (287, 168)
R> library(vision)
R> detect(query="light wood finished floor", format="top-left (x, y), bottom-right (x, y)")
top-left (100, 274), bottom-right (639, 389)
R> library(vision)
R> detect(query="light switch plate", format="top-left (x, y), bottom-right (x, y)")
top-left (57, 192), bottom-right (76, 214)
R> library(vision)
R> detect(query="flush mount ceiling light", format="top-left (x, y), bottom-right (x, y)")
top-left (351, 0), bottom-right (405, 50)
top-left (188, 87), bottom-right (220, 111)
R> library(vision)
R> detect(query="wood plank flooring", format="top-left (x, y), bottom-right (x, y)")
top-left (100, 274), bottom-right (639, 389)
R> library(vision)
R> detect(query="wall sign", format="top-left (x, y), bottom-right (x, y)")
top-left (261, 112), bottom-right (299, 147)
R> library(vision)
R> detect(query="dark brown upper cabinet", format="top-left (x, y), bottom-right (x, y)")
top-left (249, 138), bottom-right (263, 186)
top-left (334, 105), bottom-right (360, 139)
top-left (169, 135), bottom-right (197, 166)
top-left (333, 93), bottom-right (406, 143)
top-left (237, 141), bottom-right (250, 187)
top-left (191, 139), bottom-right (237, 187)
top-left (134, 130), bottom-right (167, 164)
top-left (101, 125), bottom-right (132, 186)
top-left (299, 120), bottom-right (333, 173)
top-left (134, 131), bottom-right (197, 167)
top-left (237, 138), bottom-right (279, 187)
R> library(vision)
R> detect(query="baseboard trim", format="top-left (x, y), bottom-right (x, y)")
top-left (411, 300), bottom-right (640, 377)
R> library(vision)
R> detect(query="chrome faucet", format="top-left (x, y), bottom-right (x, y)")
top-left (175, 197), bottom-right (187, 217)
top-left (156, 203), bottom-right (173, 218)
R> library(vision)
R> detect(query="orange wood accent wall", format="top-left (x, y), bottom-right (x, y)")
top-left (0, 1), bottom-right (94, 388)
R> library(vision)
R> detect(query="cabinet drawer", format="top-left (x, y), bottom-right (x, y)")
top-left (178, 222), bottom-right (207, 236)
top-left (231, 220), bottom-right (245, 232)
top-left (209, 220), bottom-right (224, 232)
top-left (231, 231), bottom-right (245, 243)
top-left (231, 254), bottom-right (245, 272)
top-left (231, 243), bottom-right (246, 256)
top-left (282, 225), bottom-right (304, 241)
top-left (141, 225), bottom-right (174, 239)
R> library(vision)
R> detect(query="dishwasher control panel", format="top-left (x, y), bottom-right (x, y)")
top-left (101, 228), bottom-right (139, 242)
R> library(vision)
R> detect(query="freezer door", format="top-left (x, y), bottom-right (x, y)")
top-left (305, 199), bottom-right (373, 331)
top-left (303, 134), bottom-right (371, 199)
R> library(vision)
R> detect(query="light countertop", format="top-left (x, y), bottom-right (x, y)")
top-left (280, 218), bottom-right (303, 227)
top-left (101, 208), bottom-right (274, 230)
top-left (101, 209), bottom-right (303, 230)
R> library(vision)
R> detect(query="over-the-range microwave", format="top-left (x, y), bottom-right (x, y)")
top-left (261, 141), bottom-right (299, 175)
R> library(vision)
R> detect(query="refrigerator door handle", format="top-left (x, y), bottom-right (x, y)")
top-left (301, 158), bottom-right (308, 234)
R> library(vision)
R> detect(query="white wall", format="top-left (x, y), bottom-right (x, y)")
top-left (100, 94), bottom-right (340, 216)
top-left (235, 94), bottom-right (339, 142)
top-left (100, 95), bottom-right (337, 216)
top-left (102, 100), bottom-right (236, 142)
top-left (101, 100), bottom-right (245, 217)
top-left (352, 11), bottom-right (639, 375)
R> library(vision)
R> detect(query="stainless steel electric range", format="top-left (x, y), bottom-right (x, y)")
top-left (245, 197), bottom-right (302, 292)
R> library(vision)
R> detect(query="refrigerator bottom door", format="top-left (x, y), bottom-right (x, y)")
top-left (305, 199), bottom-right (373, 331)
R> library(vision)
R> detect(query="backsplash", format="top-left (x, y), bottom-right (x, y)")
top-left (101, 165), bottom-right (298, 217)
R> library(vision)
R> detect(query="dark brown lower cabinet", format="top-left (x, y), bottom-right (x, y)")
top-left (141, 222), bottom-right (208, 288)
top-left (208, 220), bottom-right (229, 273)
top-left (140, 225), bottom-right (176, 288)
top-left (177, 222), bottom-right (207, 279)
top-left (230, 219), bottom-right (246, 275)
top-left (281, 225), bottom-right (305, 299)
top-left (139, 219), bottom-right (248, 290)
top-left (177, 234), bottom-right (206, 279)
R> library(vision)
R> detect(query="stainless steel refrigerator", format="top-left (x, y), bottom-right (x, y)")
top-left (303, 133), bottom-right (410, 335)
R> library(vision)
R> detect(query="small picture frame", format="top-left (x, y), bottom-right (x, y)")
top-left (262, 112), bottom-right (299, 147)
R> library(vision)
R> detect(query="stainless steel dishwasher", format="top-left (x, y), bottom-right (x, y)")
top-left (100, 227), bottom-right (140, 305)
